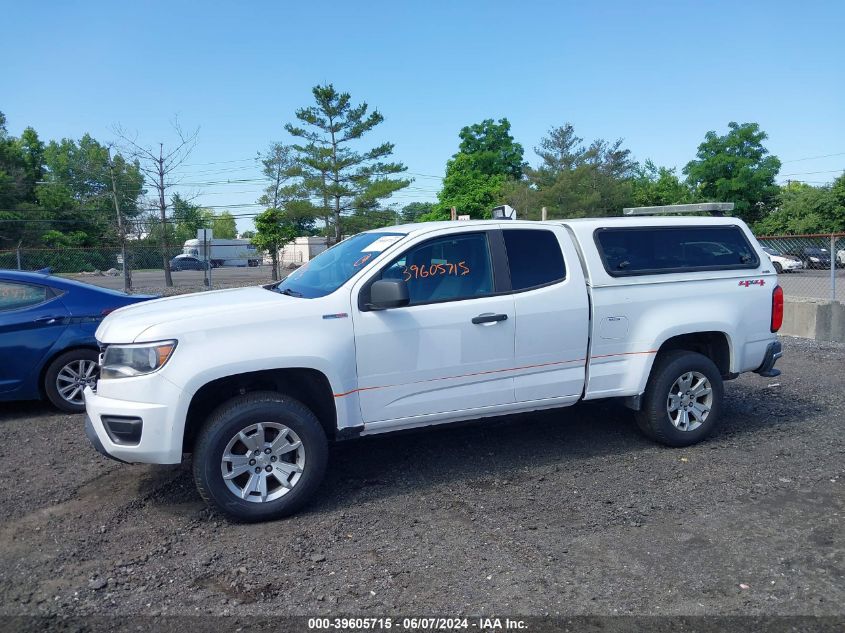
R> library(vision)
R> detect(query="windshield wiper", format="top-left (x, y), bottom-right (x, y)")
top-left (278, 288), bottom-right (303, 297)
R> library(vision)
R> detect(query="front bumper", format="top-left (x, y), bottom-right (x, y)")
top-left (83, 383), bottom-right (184, 464)
top-left (85, 415), bottom-right (128, 464)
top-left (754, 340), bottom-right (783, 378)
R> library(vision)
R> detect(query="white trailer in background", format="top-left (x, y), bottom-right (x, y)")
top-left (181, 239), bottom-right (260, 268)
top-left (278, 236), bottom-right (328, 266)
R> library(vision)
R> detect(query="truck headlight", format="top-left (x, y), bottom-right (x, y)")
top-left (101, 341), bottom-right (177, 379)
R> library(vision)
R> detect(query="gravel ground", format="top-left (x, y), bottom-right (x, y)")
top-left (0, 337), bottom-right (842, 618)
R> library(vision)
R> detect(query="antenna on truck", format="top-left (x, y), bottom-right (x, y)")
top-left (622, 202), bottom-right (735, 217)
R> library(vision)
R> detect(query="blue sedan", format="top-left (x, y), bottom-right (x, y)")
top-left (0, 270), bottom-right (156, 412)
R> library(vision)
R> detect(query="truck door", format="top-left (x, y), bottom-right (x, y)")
top-left (352, 230), bottom-right (516, 424)
top-left (501, 227), bottom-right (590, 403)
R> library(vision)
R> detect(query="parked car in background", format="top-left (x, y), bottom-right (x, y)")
top-left (760, 247), bottom-right (802, 273)
top-left (837, 249), bottom-right (845, 268)
top-left (787, 247), bottom-right (832, 269)
top-left (0, 270), bottom-right (156, 412)
top-left (170, 255), bottom-right (210, 271)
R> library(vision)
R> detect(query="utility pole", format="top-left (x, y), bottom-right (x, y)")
top-left (450, 206), bottom-right (457, 221)
top-left (107, 147), bottom-right (132, 292)
top-left (541, 206), bottom-right (548, 221)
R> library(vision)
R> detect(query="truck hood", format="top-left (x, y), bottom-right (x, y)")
top-left (96, 286), bottom-right (302, 343)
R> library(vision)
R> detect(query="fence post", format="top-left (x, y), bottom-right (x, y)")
top-left (16, 247), bottom-right (21, 270)
top-left (832, 234), bottom-right (837, 303)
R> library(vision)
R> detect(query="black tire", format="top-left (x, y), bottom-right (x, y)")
top-left (635, 350), bottom-right (724, 447)
top-left (43, 348), bottom-right (99, 413)
top-left (193, 391), bottom-right (328, 522)
top-left (773, 261), bottom-right (783, 274)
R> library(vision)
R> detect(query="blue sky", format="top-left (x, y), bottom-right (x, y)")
top-left (3, 0), bottom-right (844, 232)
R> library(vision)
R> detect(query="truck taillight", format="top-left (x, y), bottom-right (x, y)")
top-left (771, 285), bottom-right (784, 332)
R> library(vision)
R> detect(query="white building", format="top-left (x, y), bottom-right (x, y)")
top-left (276, 236), bottom-right (328, 265)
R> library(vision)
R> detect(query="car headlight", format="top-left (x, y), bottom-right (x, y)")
top-left (101, 341), bottom-right (177, 379)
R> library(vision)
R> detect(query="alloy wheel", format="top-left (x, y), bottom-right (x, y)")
top-left (56, 359), bottom-right (98, 406)
top-left (666, 371), bottom-right (713, 432)
top-left (220, 422), bottom-right (305, 503)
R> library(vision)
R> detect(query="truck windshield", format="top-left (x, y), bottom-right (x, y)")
top-left (274, 232), bottom-right (406, 298)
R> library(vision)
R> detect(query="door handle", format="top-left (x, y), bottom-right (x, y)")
top-left (471, 313), bottom-right (508, 325)
top-left (34, 316), bottom-right (63, 325)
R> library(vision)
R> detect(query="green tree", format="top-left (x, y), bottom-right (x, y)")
top-left (252, 208), bottom-right (299, 281)
top-left (632, 160), bottom-right (693, 207)
top-left (534, 123), bottom-right (584, 176)
top-left (239, 230), bottom-right (256, 239)
top-left (455, 118), bottom-right (525, 180)
top-left (755, 177), bottom-right (845, 235)
top-left (428, 154), bottom-right (507, 220)
top-left (171, 194), bottom-right (205, 243)
top-left (211, 211), bottom-right (237, 239)
top-left (341, 206), bottom-right (400, 234)
top-left (514, 123), bottom-right (636, 219)
top-left (684, 122), bottom-right (781, 224)
top-left (35, 134), bottom-right (144, 246)
top-left (431, 118), bottom-right (524, 220)
top-left (258, 142), bottom-right (305, 208)
top-left (285, 84), bottom-right (410, 244)
top-left (401, 201), bottom-right (434, 223)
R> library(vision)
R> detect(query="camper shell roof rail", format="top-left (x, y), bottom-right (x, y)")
top-left (623, 202), bottom-right (735, 217)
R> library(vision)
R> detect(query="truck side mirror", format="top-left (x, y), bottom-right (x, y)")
top-left (367, 279), bottom-right (410, 310)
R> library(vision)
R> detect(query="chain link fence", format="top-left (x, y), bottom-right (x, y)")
top-left (2, 234), bottom-right (844, 300)
top-left (757, 233), bottom-right (845, 302)
top-left (0, 244), bottom-right (277, 292)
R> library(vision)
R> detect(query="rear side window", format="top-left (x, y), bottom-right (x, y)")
top-left (0, 282), bottom-right (49, 311)
top-left (503, 229), bottom-right (567, 290)
top-left (595, 226), bottom-right (759, 276)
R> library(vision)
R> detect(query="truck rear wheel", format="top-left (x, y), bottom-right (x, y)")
top-left (635, 350), bottom-right (724, 447)
top-left (193, 391), bottom-right (328, 522)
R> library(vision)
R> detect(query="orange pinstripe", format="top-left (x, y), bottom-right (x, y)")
top-left (332, 349), bottom-right (658, 398)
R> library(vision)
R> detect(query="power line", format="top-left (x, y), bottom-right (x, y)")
top-left (779, 169), bottom-right (844, 177)
top-left (179, 158), bottom-right (257, 167)
top-left (781, 151), bottom-right (845, 164)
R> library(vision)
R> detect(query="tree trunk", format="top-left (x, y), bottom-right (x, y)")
top-left (334, 195), bottom-right (342, 245)
top-left (271, 250), bottom-right (279, 281)
top-left (320, 171), bottom-right (332, 245)
top-left (159, 145), bottom-right (173, 287)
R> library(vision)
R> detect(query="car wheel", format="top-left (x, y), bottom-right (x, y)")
top-left (193, 391), bottom-right (328, 522)
top-left (635, 350), bottom-right (724, 447)
top-left (44, 348), bottom-right (99, 413)
top-left (773, 261), bottom-right (783, 274)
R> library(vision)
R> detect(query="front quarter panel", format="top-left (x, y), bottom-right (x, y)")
top-left (96, 292), bottom-right (361, 438)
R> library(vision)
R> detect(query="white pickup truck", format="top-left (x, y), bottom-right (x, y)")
top-left (84, 214), bottom-right (784, 521)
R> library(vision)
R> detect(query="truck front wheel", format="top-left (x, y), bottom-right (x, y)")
top-left (193, 391), bottom-right (328, 522)
top-left (635, 351), bottom-right (724, 447)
